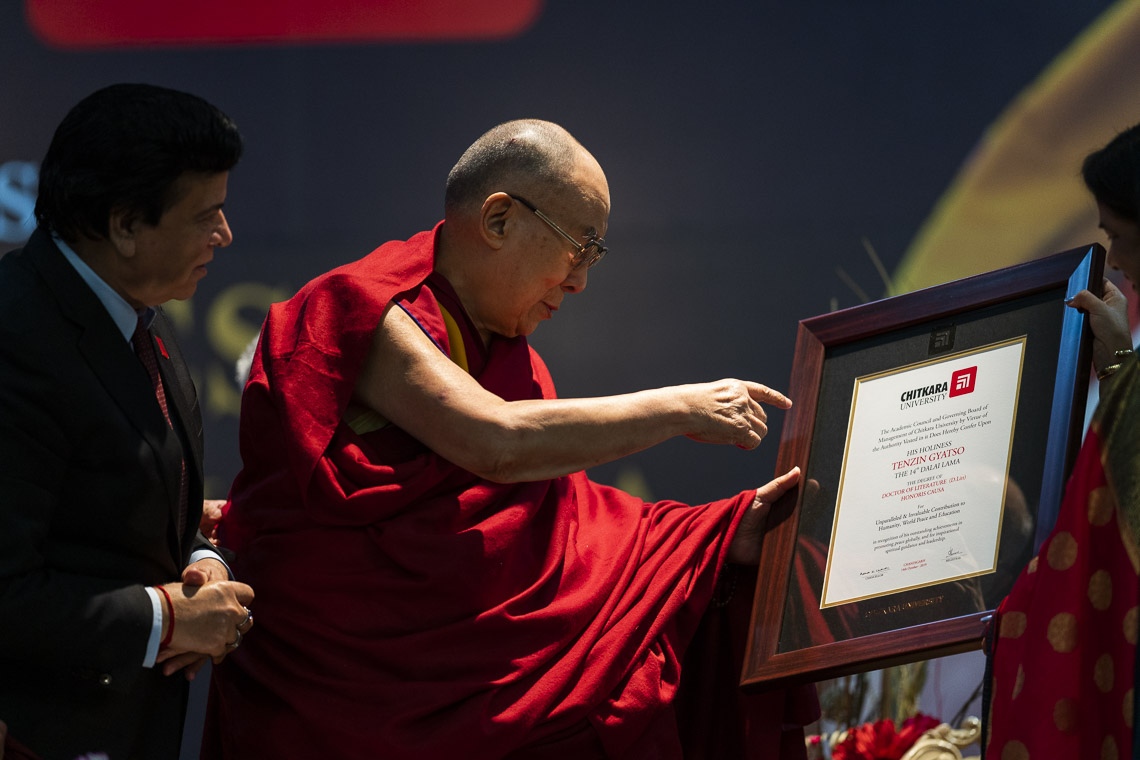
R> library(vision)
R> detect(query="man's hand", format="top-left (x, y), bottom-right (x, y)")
top-left (159, 555), bottom-right (236, 677)
top-left (728, 467), bottom-right (801, 564)
top-left (158, 651), bottom-right (210, 680)
top-left (155, 581), bottom-right (254, 674)
top-left (182, 557), bottom-right (229, 586)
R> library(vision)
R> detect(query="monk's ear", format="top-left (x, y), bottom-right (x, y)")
top-left (479, 193), bottom-right (514, 250)
top-left (107, 208), bottom-right (139, 258)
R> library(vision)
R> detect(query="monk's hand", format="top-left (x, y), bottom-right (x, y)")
top-left (1067, 279), bottom-right (1133, 374)
top-left (200, 499), bottom-right (226, 546)
top-left (685, 379), bottom-right (791, 449)
top-left (728, 467), bottom-right (801, 565)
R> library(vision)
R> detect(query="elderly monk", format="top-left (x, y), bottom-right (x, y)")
top-left (203, 120), bottom-right (817, 759)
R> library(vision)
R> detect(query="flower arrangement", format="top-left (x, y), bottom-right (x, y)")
top-left (804, 662), bottom-right (982, 760)
top-left (829, 714), bottom-right (942, 760)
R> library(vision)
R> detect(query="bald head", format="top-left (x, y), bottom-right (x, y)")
top-left (445, 120), bottom-right (597, 218)
top-left (435, 120), bottom-right (609, 342)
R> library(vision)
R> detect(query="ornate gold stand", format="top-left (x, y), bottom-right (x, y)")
top-left (900, 717), bottom-right (982, 760)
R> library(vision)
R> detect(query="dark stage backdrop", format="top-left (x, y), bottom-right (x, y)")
top-left (2, 1), bottom-right (1136, 755)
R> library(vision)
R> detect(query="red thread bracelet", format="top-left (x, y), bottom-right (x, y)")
top-left (156, 584), bottom-right (175, 650)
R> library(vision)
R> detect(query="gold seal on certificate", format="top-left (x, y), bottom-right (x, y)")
top-left (821, 337), bottom-right (1026, 608)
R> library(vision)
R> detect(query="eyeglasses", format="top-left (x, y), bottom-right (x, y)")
top-left (508, 194), bottom-right (608, 270)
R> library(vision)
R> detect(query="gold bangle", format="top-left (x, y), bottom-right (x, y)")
top-left (1098, 362), bottom-right (1124, 381)
top-left (1114, 348), bottom-right (1135, 360)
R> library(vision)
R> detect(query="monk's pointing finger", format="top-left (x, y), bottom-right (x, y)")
top-left (746, 383), bottom-right (792, 410)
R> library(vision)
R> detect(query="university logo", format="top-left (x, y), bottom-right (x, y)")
top-left (949, 366), bottom-right (977, 398)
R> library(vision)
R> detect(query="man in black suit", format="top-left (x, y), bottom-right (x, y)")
top-left (0, 84), bottom-right (255, 760)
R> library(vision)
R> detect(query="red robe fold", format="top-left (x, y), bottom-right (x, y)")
top-left (203, 224), bottom-right (815, 759)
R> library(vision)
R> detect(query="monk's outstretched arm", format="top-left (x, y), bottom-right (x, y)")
top-left (354, 305), bottom-right (791, 484)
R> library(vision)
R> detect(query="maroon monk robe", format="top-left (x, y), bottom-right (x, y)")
top-left (203, 223), bottom-right (816, 759)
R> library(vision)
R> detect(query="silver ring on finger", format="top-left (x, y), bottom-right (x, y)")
top-left (227, 627), bottom-right (243, 651)
top-left (238, 606), bottom-right (253, 630)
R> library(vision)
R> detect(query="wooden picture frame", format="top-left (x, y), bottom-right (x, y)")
top-left (741, 244), bottom-right (1105, 690)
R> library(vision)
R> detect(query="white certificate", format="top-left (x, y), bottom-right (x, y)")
top-left (820, 337), bottom-right (1026, 608)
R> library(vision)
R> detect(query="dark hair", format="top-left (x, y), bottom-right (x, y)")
top-left (444, 119), bottom-right (577, 216)
top-left (35, 83), bottom-right (243, 242)
top-left (1082, 122), bottom-right (1140, 224)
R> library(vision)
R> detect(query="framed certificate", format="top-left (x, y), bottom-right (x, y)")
top-left (741, 244), bottom-right (1104, 689)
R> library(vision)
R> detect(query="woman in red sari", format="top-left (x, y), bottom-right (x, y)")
top-left (987, 123), bottom-right (1140, 758)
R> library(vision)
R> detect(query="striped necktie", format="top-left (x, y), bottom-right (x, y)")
top-left (132, 317), bottom-right (189, 541)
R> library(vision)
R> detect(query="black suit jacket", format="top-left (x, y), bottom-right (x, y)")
top-left (0, 229), bottom-right (212, 760)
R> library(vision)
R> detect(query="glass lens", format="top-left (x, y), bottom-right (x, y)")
top-left (580, 241), bottom-right (606, 268)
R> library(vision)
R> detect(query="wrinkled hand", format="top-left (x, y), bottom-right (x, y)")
top-left (728, 467), bottom-right (801, 564)
top-left (1067, 279), bottom-right (1133, 373)
top-left (200, 499), bottom-right (226, 546)
top-left (685, 379), bottom-right (792, 449)
top-left (156, 580), bottom-right (254, 673)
